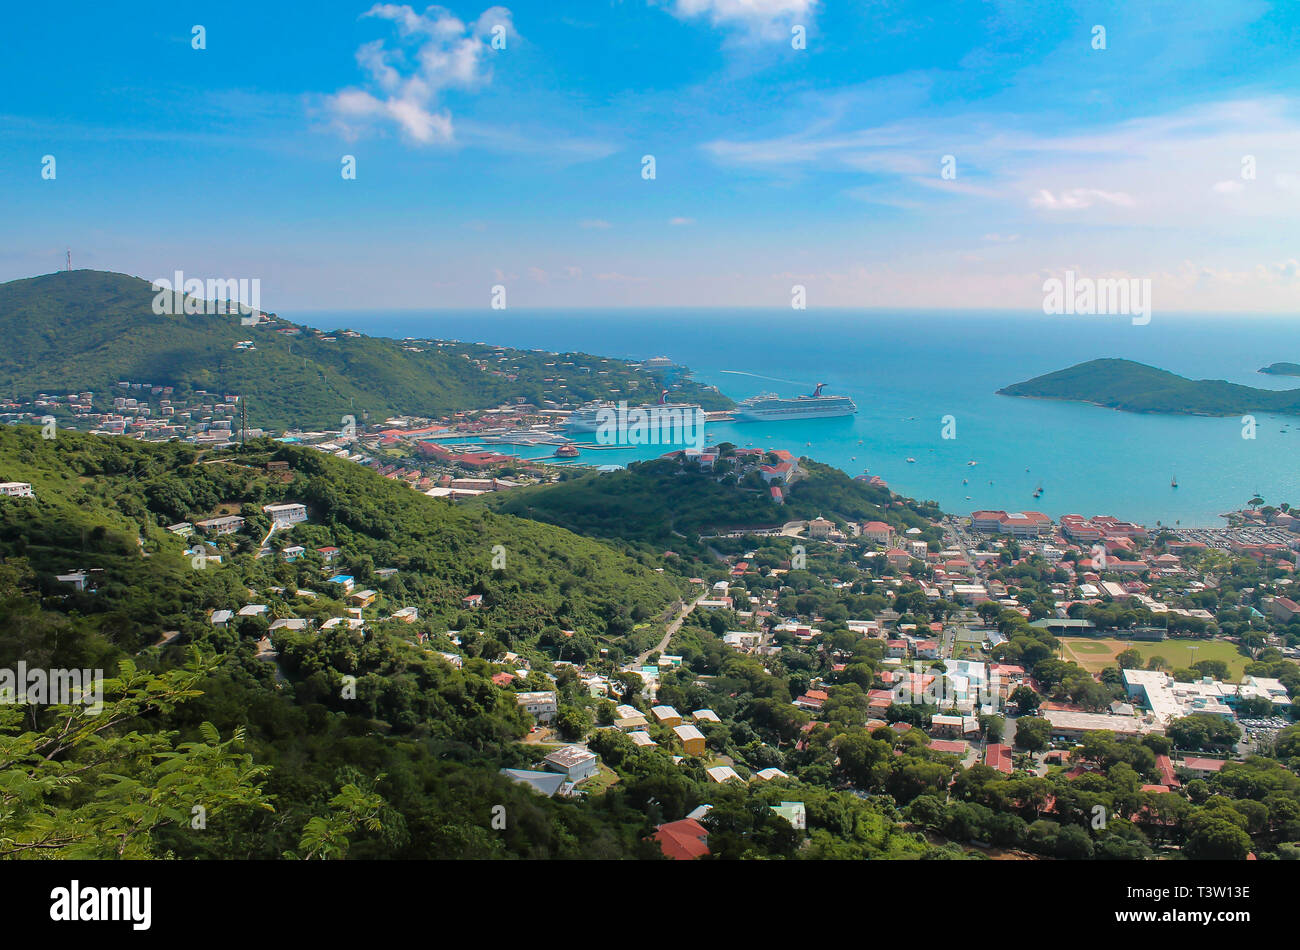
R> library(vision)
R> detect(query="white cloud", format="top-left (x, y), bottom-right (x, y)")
top-left (327, 4), bottom-right (514, 144)
top-left (579, 219), bottom-right (612, 229)
top-left (663, 0), bottom-right (816, 37)
top-left (1029, 188), bottom-right (1136, 211)
top-left (705, 96), bottom-right (1300, 231)
top-left (1212, 179), bottom-right (1245, 194)
top-left (669, 216), bottom-right (696, 225)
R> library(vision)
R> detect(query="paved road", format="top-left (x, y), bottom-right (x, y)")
top-left (636, 595), bottom-right (704, 666)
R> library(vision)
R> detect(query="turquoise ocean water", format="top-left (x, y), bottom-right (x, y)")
top-left (290, 308), bottom-right (1300, 528)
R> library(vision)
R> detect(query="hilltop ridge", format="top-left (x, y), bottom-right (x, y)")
top-left (0, 269), bottom-right (730, 430)
top-left (999, 358), bottom-right (1300, 416)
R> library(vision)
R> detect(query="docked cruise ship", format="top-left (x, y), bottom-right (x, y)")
top-left (733, 384), bottom-right (857, 422)
top-left (564, 390), bottom-right (704, 433)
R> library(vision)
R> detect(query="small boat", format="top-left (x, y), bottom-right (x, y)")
top-left (906, 457), bottom-right (916, 463)
top-left (962, 478), bottom-right (968, 485)
top-left (967, 460), bottom-right (978, 466)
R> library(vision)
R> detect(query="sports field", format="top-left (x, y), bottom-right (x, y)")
top-left (1058, 637), bottom-right (1248, 680)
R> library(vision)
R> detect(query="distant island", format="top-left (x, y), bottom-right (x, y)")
top-left (999, 358), bottom-right (1300, 416)
top-left (1260, 362), bottom-right (1300, 377)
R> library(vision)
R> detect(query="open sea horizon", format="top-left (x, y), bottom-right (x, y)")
top-left (287, 307), bottom-right (1300, 529)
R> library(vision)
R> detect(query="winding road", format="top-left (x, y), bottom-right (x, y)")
top-left (635, 594), bottom-right (705, 667)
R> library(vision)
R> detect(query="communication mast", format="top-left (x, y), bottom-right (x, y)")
top-left (66, 249), bottom-right (71, 271)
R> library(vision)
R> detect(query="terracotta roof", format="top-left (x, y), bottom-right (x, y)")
top-left (652, 819), bottom-right (710, 860)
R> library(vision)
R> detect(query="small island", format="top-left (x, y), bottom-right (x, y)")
top-left (999, 358), bottom-right (1300, 416)
top-left (1260, 362), bottom-right (1300, 377)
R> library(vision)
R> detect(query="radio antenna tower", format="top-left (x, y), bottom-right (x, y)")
top-left (66, 249), bottom-right (72, 271)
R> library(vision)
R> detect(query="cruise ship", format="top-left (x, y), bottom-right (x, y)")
top-left (733, 384), bottom-right (857, 422)
top-left (564, 390), bottom-right (704, 433)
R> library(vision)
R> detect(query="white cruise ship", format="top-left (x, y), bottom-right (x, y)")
top-left (564, 390), bottom-right (704, 433)
top-left (733, 384), bottom-right (857, 422)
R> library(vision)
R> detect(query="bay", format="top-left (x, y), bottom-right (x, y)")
top-left (288, 308), bottom-right (1300, 528)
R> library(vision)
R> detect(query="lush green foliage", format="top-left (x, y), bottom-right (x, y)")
top-left (1000, 358), bottom-right (1300, 417)
top-left (0, 270), bottom-right (729, 430)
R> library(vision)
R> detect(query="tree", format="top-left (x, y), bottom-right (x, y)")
top-left (979, 714), bottom-right (1005, 744)
top-left (1116, 648), bottom-right (1143, 669)
top-left (1010, 685), bottom-right (1041, 714)
top-left (1276, 724), bottom-right (1300, 761)
top-left (1184, 817), bottom-right (1252, 861)
top-left (1014, 716), bottom-right (1051, 753)
top-left (0, 656), bottom-right (271, 858)
top-left (1167, 714), bottom-right (1241, 752)
top-left (834, 729), bottom-right (891, 789)
top-left (1055, 824), bottom-right (1095, 859)
top-left (294, 780), bottom-right (390, 860)
top-left (554, 705), bottom-right (592, 741)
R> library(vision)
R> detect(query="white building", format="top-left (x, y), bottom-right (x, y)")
top-left (543, 746), bottom-right (599, 782)
top-left (516, 690), bottom-right (558, 723)
top-left (1122, 669), bottom-right (1235, 724)
top-left (705, 765), bottom-right (742, 784)
top-left (262, 502), bottom-right (308, 527)
top-left (0, 482), bottom-right (34, 498)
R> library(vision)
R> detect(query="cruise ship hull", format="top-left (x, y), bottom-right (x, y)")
top-left (565, 403), bottom-right (703, 433)
top-left (733, 400), bottom-right (857, 422)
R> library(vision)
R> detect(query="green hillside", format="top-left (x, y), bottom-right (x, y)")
top-left (0, 424), bottom-right (942, 861)
top-left (998, 358), bottom-right (1300, 416)
top-left (0, 425), bottom-right (684, 663)
top-left (0, 424), bottom-right (690, 858)
top-left (482, 451), bottom-right (944, 561)
top-left (0, 269), bottom-right (730, 430)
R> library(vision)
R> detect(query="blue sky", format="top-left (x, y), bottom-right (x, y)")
top-left (3, 0), bottom-right (1299, 311)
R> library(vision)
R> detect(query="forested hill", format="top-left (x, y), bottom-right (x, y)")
top-left (483, 451), bottom-right (945, 561)
top-left (1260, 362), bottom-right (1300, 377)
top-left (0, 424), bottom-right (699, 858)
top-left (998, 358), bottom-right (1300, 416)
top-left (0, 425), bottom-right (938, 860)
top-left (0, 269), bottom-right (730, 430)
top-left (0, 424), bottom-right (684, 664)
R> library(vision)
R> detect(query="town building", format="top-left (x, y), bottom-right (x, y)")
top-left (516, 690), bottom-right (558, 723)
top-left (543, 746), bottom-right (599, 783)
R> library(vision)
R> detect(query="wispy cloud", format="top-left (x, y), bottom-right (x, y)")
top-left (659, 0), bottom-right (816, 39)
top-left (1030, 188), bottom-right (1136, 211)
top-left (704, 96), bottom-right (1300, 227)
top-left (327, 4), bottom-right (515, 144)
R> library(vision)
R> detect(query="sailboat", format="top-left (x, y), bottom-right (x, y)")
top-left (1171, 474), bottom-right (1178, 489)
